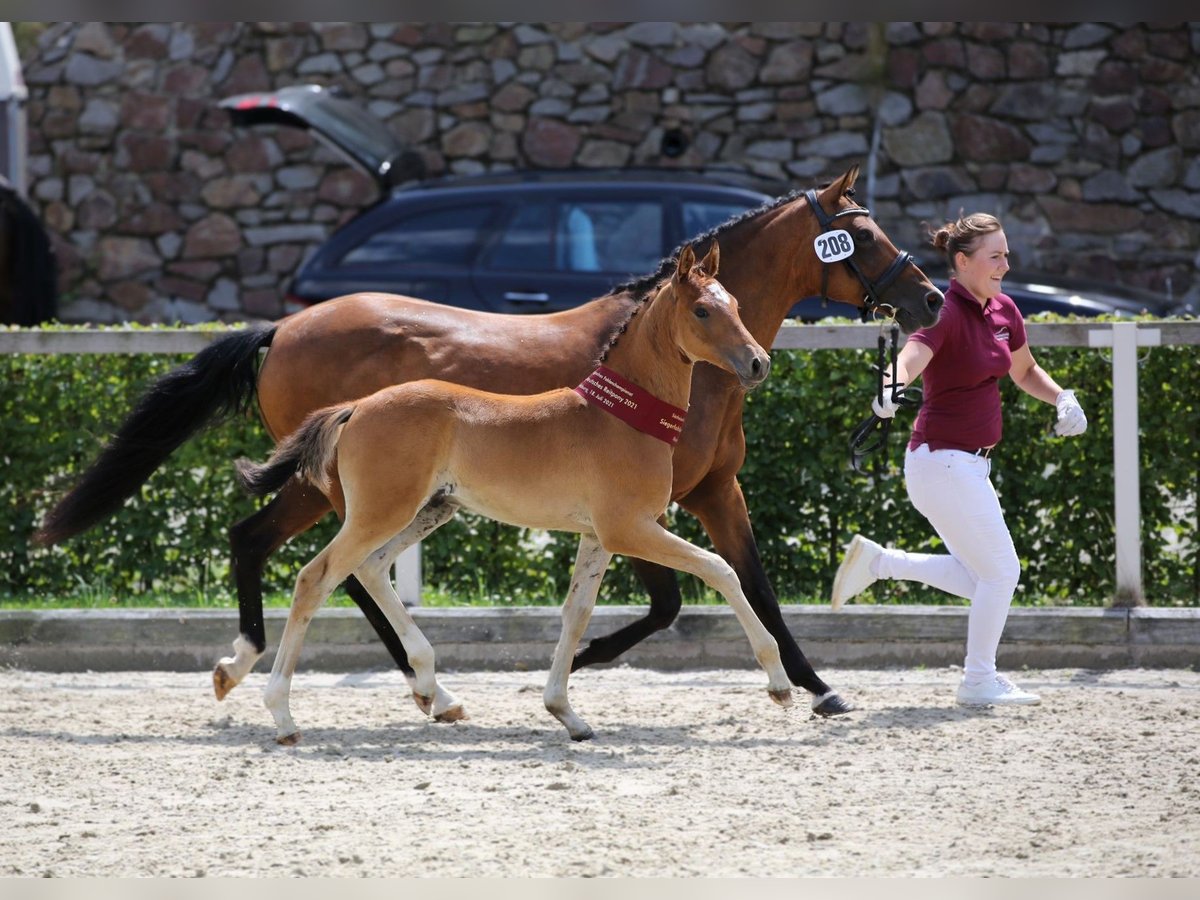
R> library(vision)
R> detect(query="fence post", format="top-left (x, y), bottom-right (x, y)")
top-left (394, 545), bottom-right (422, 608)
top-left (1088, 322), bottom-right (1160, 605)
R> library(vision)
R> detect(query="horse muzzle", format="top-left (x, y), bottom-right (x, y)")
top-left (736, 352), bottom-right (771, 390)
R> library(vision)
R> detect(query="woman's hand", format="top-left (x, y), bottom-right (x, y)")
top-left (1054, 389), bottom-right (1087, 437)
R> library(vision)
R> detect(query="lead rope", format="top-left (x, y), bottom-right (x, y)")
top-left (848, 321), bottom-right (922, 474)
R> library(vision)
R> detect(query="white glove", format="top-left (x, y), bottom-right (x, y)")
top-left (1054, 389), bottom-right (1087, 437)
top-left (871, 382), bottom-right (904, 419)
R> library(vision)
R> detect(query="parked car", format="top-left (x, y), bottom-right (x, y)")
top-left (222, 84), bottom-right (1185, 321)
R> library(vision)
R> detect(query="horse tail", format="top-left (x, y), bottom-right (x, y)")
top-left (234, 404), bottom-right (355, 498)
top-left (33, 324), bottom-right (278, 546)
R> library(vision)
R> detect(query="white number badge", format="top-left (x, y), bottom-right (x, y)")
top-left (814, 229), bottom-right (855, 262)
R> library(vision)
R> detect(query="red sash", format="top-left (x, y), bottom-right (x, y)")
top-left (574, 365), bottom-right (687, 445)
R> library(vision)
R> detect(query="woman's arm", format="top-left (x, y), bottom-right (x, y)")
top-left (1008, 344), bottom-right (1063, 406)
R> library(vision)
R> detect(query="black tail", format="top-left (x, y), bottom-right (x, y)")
top-left (34, 324), bottom-right (278, 546)
top-left (235, 405), bottom-right (354, 497)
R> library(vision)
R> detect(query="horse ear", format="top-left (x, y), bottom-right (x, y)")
top-left (699, 241), bottom-right (720, 278)
top-left (840, 163), bottom-right (861, 194)
top-left (676, 243), bottom-right (696, 280)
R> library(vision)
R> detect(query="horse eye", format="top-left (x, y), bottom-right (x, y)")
top-left (694, 307), bottom-right (709, 319)
top-left (856, 228), bottom-right (875, 243)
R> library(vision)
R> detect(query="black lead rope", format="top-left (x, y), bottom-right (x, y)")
top-left (848, 322), bottom-right (923, 474)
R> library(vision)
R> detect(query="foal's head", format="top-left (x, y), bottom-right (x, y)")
top-left (665, 242), bottom-right (770, 390)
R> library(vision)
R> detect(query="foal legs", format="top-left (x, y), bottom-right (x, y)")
top-left (603, 520), bottom-right (792, 709)
top-left (352, 502), bottom-right (466, 723)
top-left (544, 534), bottom-right (612, 741)
top-left (263, 532), bottom-right (375, 744)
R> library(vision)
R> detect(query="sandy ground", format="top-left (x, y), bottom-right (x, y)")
top-left (0, 664), bottom-right (1197, 878)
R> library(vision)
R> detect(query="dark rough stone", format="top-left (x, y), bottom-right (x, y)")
top-left (124, 24), bottom-right (170, 59)
top-left (123, 204), bottom-right (185, 236)
top-left (163, 64), bottom-right (209, 95)
top-left (883, 112), bottom-right (953, 166)
top-left (1007, 164), bottom-right (1057, 193)
top-left (990, 83), bottom-right (1057, 121)
top-left (1140, 116), bottom-right (1174, 148)
top-left (1111, 29), bottom-right (1147, 60)
top-left (1007, 42), bottom-right (1049, 80)
top-left (952, 114), bottom-right (1033, 162)
top-left (886, 47), bottom-right (920, 88)
top-left (902, 166), bottom-right (977, 199)
top-left (965, 43), bottom-right (1005, 79)
top-left (119, 93), bottom-right (172, 130)
top-left (1081, 170), bottom-right (1140, 202)
top-left (1037, 197), bottom-right (1144, 233)
top-left (220, 55), bottom-right (271, 94)
top-left (705, 42), bottom-right (758, 92)
top-left (243, 288), bottom-right (283, 318)
top-left (1088, 98), bottom-right (1137, 133)
top-left (1148, 190), bottom-right (1200, 219)
top-left (923, 38), bottom-right (965, 68)
top-left (521, 118), bottom-right (581, 167)
top-left (182, 213), bottom-right (242, 259)
top-left (1137, 87), bottom-right (1171, 117)
top-left (761, 41), bottom-right (813, 84)
top-left (1140, 58), bottom-right (1189, 83)
top-left (1127, 146), bottom-right (1182, 187)
top-left (613, 49), bottom-right (673, 90)
top-left (97, 237), bottom-right (161, 280)
top-left (1090, 61), bottom-right (1138, 95)
top-left (1146, 30), bottom-right (1190, 60)
top-left (316, 170), bottom-right (374, 207)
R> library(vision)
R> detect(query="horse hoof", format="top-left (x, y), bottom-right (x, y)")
top-left (276, 731), bottom-right (302, 746)
top-left (434, 704), bottom-right (468, 723)
top-left (811, 691), bottom-right (855, 717)
top-left (412, 692), bottom-right (434, 716)
top-left (570, 726), bottom-right (595, 742)
top-left (768, 688), bottom-right (793, 708)
top-left (212, 665), bottom-right (236, 702)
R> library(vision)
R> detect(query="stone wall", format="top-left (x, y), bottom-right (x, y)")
top-left (20, 21), bottom-right (1200, 323)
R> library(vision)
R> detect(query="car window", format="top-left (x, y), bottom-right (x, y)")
top-left (682, 201), bottom-right (755, 239)
top-left (485, 200), bottom-right (665, 275)
top-left (339, 204), bottom-right (498, 267)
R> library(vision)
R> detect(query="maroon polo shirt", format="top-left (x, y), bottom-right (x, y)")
top-left (906, 278), bottom-right (1027, 453)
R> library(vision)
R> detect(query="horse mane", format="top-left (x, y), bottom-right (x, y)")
top-left (611, 187), bottom-right (809, 298)
top-left (595, 186), bottom-right (812, 365)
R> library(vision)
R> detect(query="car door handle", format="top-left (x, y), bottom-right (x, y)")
top-left (503, 291), bottom-right (550, 303)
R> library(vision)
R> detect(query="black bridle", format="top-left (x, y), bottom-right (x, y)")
top-left (848, 322), bottom-right (923, 474)
top-left (804, 188), bottom-right (915, 320)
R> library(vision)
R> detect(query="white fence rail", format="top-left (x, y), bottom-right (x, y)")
top-left (5, 320), bottom-right (1199, 605)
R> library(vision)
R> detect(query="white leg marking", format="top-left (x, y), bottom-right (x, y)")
top-left (214, 633), bottom-right (263, 699)
top-left (544, 534), bottom-right (612, 741)
top-left (618, 523), bottom-right (792, 706)
top-left (357, 501), bottom-right (465, 721)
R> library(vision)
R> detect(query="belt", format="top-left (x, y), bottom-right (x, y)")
top-left (972, 447), bottom-right (994, 458)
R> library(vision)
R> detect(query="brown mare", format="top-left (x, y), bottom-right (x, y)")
top-left (35, 165), bottom-right (943, 715)
top-left (235, 244), bottom-right (782, 742)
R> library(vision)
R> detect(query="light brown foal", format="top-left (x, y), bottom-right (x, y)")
top-left (236, 242), bottom-right (789, 743)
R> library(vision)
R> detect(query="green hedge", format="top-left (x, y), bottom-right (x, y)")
top-left (3, 321), bottom-right (1196, 606)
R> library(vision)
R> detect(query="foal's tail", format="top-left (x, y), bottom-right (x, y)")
top-left (34, 324), bottom-right (277, 546)
top-left (235, 404), bottom-right (355, 498)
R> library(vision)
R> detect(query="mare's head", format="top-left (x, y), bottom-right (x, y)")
top-left (805, 164), bottom-right (943, 333)
top-left (666, 242), bottom-right (770, 390)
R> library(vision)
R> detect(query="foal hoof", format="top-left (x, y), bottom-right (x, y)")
top-left (276, 731), bottom-right (302, 746)
top-left (768, 688), bottom-right (793, 708)
top-left (412, 692), bottom-right (434, 716)
top-left (434, 704), bottom-right (468, 724)
top-left (811, 691), bottom-right (855, 717)
top-left (212, 664), bottom-right (237, 702)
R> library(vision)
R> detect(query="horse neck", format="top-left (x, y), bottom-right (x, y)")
top-left (601, 283), bottom-right (693, 410)
top-left (717, 194), bottom-right (830, 347)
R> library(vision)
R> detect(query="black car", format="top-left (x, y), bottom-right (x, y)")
top-left (223, 84), bottom-right (1183, 320)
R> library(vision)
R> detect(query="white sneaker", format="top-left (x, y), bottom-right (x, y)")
top-left (830, 534), bottom-right (883, 610)
top-left (956, 674), bottom-right (1041, 707)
